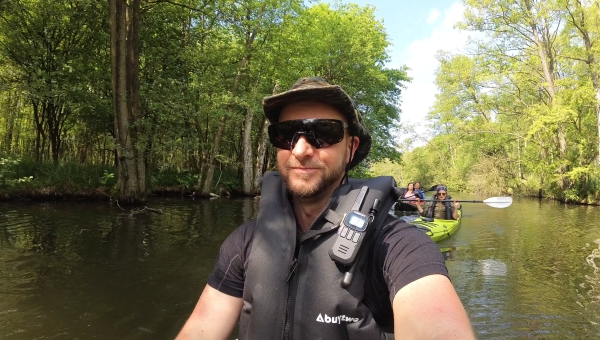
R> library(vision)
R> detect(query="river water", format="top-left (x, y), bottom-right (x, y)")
top-left (1, 195), bottom-right (599, 339)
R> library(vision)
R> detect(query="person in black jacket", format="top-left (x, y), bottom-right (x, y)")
top-left (175, 77), bottom-right (474, 340)
top-left (416, 186), bottom-right (460, 220)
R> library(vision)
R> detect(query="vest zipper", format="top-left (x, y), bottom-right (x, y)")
top-left (283, 257), bottom-right (297, 340)
top-left (286, 258), bottom-right (297, 281)
top-left (283, 240), bottom-right (301, 340)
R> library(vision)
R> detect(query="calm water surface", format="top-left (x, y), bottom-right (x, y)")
top-left (1, 195), bottom-right (600, 339)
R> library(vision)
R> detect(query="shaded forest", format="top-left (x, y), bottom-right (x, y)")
top-left (2, 0), bottom-right (600, 205)
top-left (0, 0), bottom-right (407, 203)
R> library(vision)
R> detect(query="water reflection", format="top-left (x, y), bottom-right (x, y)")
top-left (580, 239), bottom-right (600, 330)
top-left (0, 199), bottom-right (260, 339)
top-left (1, 197), bottom-right (600, 339)
top-left (479, 259), bottom-right (507, 276)
top-left (440, 246), bottom-right (456, 261)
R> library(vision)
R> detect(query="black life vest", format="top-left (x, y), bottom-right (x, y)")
top-left (239, 171), bottom-right (399, 340)
top-left (425, 194), bottom-right (454, 220)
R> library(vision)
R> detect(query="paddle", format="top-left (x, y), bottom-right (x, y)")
top-left (397, 196), bottom-right (513, 209)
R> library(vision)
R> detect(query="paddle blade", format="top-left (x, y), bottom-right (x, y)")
top-left (482, 197), bottom-right (513, 208)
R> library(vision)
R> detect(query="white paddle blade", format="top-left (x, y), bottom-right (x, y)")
top-left (483, 197), bottom-right (513, 208)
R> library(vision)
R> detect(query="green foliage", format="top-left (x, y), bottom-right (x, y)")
top-left (151, 170), bottom-right (198, 189)
top-left (99, 170), bottom-right (114, 186)
top-left (273, 2), bottom-right (408, 164)
top-left (393, 0), bottom-right (600, 202)
top-left (0, 157), bottom-right (32, 188)
top-left (11, 160), bottom-right (115, 189)
top-left (368, 158), bottom-right (403, 184)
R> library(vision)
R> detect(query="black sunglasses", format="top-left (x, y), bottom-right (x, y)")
top-left (268, 119), bottom-right (349, 150)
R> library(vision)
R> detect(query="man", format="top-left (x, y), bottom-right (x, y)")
top-left (416, 186), bottom-right (460, 220)
top-left (414, 182), bottom-right (426, 199)
top-left (176, 77), bottom-right (475, 339)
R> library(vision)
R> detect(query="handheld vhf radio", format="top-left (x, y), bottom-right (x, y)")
top-left (329, 186), bottom-right (378, 266)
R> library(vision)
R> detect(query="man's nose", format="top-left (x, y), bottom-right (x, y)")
top-left (291, 135), bottom-right (315, 157)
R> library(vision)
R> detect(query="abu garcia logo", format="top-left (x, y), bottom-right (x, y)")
top-left (316, 313), bottom-right (361, 324)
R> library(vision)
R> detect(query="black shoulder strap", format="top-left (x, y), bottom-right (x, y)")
top-left (299, 176), bottom-right (399, 243)
top-left (241, 171), bottom-right (295, 339)
top-left (327, 176), bottom-right (399, 258)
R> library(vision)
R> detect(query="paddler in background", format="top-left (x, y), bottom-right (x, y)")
top-left (416, 185), bottom-right (460, 220)
top-left (414, 181), bottom-right (426, 199)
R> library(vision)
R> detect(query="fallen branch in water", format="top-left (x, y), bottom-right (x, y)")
top-left (119, 206), bottom-right (164, 218)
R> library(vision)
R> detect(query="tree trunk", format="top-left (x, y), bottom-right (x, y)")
top-left (3, 92), bottom-right (18, 153)
top-left (45, 102), bottom-right (68, 164)
top-left (517, 133), bottom-right (523, 179)
top-left (241, 107), bottom-right (254, 194)
top-left (253, 83), bottom-right (280, 191)
top-left (253, 118), bottom-right (269, 192)
top-left (31, 99), bottom-right (45, 162)
top-left (201, 115), bottom-right (227, 195)
top-left (532, 20), bottom-right (567, 160)
top-left (595, 88), bottom-right (600, 166)
top-left (109, 0), bottom-right (146, 204)
top-left (526, 0), bottom-right (568, 189)
top-left (201, 3), bottom-right (267, 196)
top-left (201, 59), bottom-right (247, 196)
top-left (576, 2), bottom-right (600, 165)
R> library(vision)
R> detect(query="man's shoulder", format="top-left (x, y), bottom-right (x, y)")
top-left (380, 214), bottom-right (416, 231)
top-left (376, 214), bottom-right (433, 244)
top-left (223, 219), bottom-right (257, 246)
top-left (236, 219), bottom-right (257, 234)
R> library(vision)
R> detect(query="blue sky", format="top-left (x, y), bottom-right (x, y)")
top-left (319, 0), bottom-right (471, 147)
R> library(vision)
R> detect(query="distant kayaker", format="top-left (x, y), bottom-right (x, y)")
top-left (175, 77), bottom-right (475, 339)
top-left (416, 185), bottom-right (460, 220)
top-left (414, 181), bottom-right (426, 199)
top-left (401, 182), bottom-right (418, 201)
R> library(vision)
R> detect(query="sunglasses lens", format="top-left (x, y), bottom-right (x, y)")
top-left (268, 119), bottom-right (346, 149)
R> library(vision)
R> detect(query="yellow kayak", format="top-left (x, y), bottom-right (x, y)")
top-left (410, 210), bottom-right (462, 243)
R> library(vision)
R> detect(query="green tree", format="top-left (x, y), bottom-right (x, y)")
top-left (0, 0), bottom-right (107, 163)
top-left (282, 2), bottom-right (409, 170)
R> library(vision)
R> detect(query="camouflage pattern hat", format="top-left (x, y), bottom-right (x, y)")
top-left (263, 76), bottom-right (371, 170)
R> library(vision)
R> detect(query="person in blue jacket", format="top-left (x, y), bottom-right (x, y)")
top-left (414, 181), bottom-right (426, 199)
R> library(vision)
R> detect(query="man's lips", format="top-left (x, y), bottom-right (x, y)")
top-left (289, 167), bottom-right (319, 172)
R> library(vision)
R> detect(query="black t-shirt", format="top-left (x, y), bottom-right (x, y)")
top-left (207, 215), bottom-right (448, 326)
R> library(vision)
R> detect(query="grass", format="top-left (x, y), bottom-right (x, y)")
top-left (0, 157), bottom-right (243, 201)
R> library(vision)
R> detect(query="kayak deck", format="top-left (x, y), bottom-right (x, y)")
top-left (410, 210), bottom-right (462, 243)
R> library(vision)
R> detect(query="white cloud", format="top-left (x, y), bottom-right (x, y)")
top-left (398, 2), bottom-right (469, 147)
top-left (426, 8), bottom-right (441, 25)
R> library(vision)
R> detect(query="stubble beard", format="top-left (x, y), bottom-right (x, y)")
top-left (281, 151), bottom-right (348, 200)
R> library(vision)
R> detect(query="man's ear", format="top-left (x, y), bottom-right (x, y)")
top-left (347, 136), bottom-right (360, 163)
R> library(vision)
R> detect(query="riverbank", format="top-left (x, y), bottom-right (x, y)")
top-left (0, 159), bottom-right (243, 203)
top-left (3, 184), bottom-right (600, 207)
top-left (2, 160), bottom-right (599, 205)
top-left (0, 186), bottom-right (240, 203)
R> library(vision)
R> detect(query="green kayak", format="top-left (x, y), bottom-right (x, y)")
top-left (410, 210), bottom-right (462, 243)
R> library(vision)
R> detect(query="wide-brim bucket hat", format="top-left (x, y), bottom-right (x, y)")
top-left (263, 76), bottom-right (371, 170)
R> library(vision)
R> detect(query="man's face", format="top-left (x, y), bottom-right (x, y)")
top-left (276, 101), bottom-right (358, 200)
